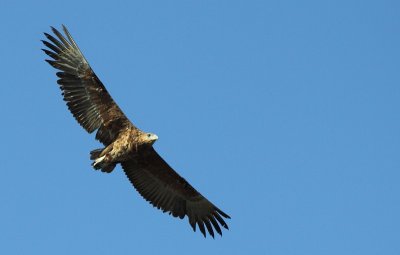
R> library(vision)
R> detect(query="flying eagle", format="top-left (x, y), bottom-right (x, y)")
top-left (42, 25), bottom-right (230, 238)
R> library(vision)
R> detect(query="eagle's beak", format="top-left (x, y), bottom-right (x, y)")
top-left (149, 134), bottom-right (158, 142)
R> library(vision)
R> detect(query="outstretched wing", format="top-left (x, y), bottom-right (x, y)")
top-left (42, 25), bottom-right (133, 145)
top-left (121, 148), bottom-right (230, 238)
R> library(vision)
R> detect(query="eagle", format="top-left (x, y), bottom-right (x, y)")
top-left (42, 25), bottom-right (230, 238)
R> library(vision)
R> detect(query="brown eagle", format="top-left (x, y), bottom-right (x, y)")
top-left (42, 25), bottom-right (230, 238)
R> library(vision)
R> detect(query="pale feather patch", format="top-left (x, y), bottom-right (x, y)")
top-left (93, 155), bottom-right (105, 167)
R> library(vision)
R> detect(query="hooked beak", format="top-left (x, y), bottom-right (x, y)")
top-left (148, 134), bottom-right (158, 143)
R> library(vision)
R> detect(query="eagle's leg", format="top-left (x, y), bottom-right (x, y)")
top-left (90, 148), bottom-right (116, 173)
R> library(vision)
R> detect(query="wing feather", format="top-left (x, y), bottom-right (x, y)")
top-left (42, 25), bottom-right (133, 145)
top-left (121, 148), bottom-right (230, 238)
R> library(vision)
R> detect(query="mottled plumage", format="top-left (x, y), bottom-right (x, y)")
top-left (42, 25), bottom-right (230, 238)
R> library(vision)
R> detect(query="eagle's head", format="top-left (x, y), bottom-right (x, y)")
top-left (143, 132), bottom-right (159, 145)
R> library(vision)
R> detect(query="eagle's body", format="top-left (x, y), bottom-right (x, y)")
top-left (91, 125), bottom-right (158, 173)
top-left (42, 25), bottom-right (230, 238)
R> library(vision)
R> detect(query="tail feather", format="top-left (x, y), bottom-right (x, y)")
top-left (90, 148), bottom-right (103, 160)
top-left (90, 148), bottom-right (116, 173)
top-left (101, 163), bottom-right (116, 173)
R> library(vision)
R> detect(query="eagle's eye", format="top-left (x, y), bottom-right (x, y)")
top-left (147, 134), bottom-right (151, 137)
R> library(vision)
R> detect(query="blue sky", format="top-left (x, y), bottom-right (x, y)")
top-left (1, 1), bottom-right (399, 254)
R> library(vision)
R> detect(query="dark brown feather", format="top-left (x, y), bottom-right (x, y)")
top-left (121, 147), bottom-right (230, 238)
top-left (42, 25), bottom-right (134, 145)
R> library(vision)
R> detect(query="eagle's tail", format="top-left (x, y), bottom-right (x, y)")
top-left (90, 148), bottom-right (116, 173)
top-left (90, 148), bottom-right (103, 160)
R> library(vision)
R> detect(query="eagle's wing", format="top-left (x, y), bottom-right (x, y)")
top-left (121, 147), bottom-right (230, 238)
top-left (42, 25), bottom-right (132, 145)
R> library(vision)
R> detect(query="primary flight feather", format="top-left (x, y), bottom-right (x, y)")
top-left (42, 25), bottom-right (230, 238)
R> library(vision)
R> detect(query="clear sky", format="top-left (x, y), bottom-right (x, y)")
top-left (0, 1), bottom-right (399, 254)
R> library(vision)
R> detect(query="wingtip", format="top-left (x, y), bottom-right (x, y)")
top-left (190, 221), bottom-right (196, 232)
top-left (209, 216), bottom-right (222, 236)
top-left (41, 48), bottom-right (51, 55)
top-left (45, 59), bottom-right (57, 68)
top-left (50, 26), bottom-right (58, 35)
top-left (197, 221), bottom-right (207, 238)
top-left (216, 207), bottom-right (231, 219)
top-left (204, 221), bottom-right (215, 238)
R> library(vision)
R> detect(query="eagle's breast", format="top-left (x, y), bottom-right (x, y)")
top-left (109, 127), bottom-right (138, 161)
